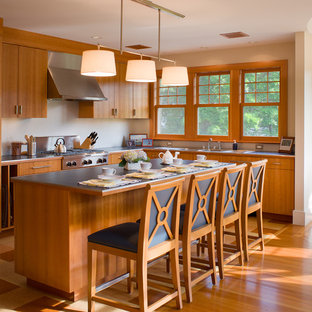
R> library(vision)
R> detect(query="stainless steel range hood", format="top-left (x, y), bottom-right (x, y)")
top-left (47, 51), bottom-right (107, 101)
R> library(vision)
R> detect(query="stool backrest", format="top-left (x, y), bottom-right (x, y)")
top-left (243, 159), bottom-right (267, 209)
top-left (217, 164), bottom-right (246, 221)
top-left (138, 177), bottom-right (184, 260)
top-left (183, 171), bottom-right (220, 236)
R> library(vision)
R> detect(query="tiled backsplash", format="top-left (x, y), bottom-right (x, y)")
top-left (154, 140), bottom-right (282, 152)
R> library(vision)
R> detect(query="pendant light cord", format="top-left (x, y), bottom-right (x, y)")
top-left (158, 8), bottom-right (160, 61)
top-left (120, 0), bottom-right (124, 54)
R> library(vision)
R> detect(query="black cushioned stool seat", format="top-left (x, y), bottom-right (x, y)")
top-left (88, 222), bottom-right (140, 253)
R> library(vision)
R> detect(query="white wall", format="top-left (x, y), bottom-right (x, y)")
top-left (294, 31), bottom-right (312, 225)
top-left (1, 100), bottom-right (149, 154)
top-left (162, 41), bottom-right (295, 136)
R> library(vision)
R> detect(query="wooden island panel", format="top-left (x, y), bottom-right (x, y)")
top-left (14, 181), bottom-right (145, 301)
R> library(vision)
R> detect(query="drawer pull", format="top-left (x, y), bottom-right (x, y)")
top-left (271, 162), bottom-right (281, 165)
top-left (32, 165), bottom-right (51, 169)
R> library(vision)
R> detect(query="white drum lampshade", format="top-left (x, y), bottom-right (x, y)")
top-left (161, 66), bottom-right (189, 86)
top-left (81, 50), bottom-right (116, 77)
top-left (126, 60), bottom-right (157, 82)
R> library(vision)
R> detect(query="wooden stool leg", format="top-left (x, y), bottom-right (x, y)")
top-left (127, 259), bottom-right (134, 294)
top-left (216, 223), bottom-right (224, 279)
top-left (137, 258), bottom-right (148, 311)
top-left (256, 209), bottom-right (264, 251)
top-left (196, 238), bottom-right (201, 256)
top-left (170, 248), bottom-right (183, 309)
top-left (207, 231), bottom-right (217, 285)
top-left (166, 253), bottom-right (170, 273)
top-left (235, 219), bottom-right (244, 266)
top-left (88, 245), bottom-right (97, 312)
top-left (242, 210), bottom-right (249, 262)
top-left (182, 238), bottom-right (192, 303)
top-left (201, 235), bottom-right (205, 254)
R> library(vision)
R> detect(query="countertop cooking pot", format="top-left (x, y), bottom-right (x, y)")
top-left (54, 138), bottom-right (67, 153)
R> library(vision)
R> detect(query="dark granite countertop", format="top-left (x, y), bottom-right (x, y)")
top-left (1, 154), bottom-right (63, 164)
top-left (2, 146), bottom-right (294, 165)
top-left (11, 159), bottom-right (228, 196)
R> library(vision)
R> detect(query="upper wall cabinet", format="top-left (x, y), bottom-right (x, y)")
top-left (79, 61), bottom-right (149, 119)
top-left (2, 44), bottom-right (48, 118)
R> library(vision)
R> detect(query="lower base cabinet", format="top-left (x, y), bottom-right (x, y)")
top-left (108, 152), bottom-right (123, 165)
top-left (145, 149), bottom-right (294, 217)
top-left (1, 159), bottom-right (62, 231)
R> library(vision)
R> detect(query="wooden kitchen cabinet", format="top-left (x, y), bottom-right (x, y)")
top-left (2, 44), bottom-right (48, 118)
top-left (220, 154), bottom-right (295, 216)
top-left (0, 158), bottom-right (61, 232)
top-left (108, 152), bottom-right (123, 165)
top-left (79, 62), bottom-right (149, 119)
top-left (17, 159), bottom-right (61, 176)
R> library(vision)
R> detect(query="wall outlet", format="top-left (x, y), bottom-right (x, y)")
top-left (256, 144), bottom-right (263, 150)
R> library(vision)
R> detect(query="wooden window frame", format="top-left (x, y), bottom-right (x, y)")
top-left (195, 71), bottom-right (231, 140)
top-left (150, 60), bottom-right (287, 143)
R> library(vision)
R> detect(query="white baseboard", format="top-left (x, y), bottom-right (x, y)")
top-left (292, 210), bottom-right (312, 225)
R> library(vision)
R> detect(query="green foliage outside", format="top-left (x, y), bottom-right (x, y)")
top-left (157, 71), bottom-right (280, 137)
top-left (158, 108), bottom-right (185, 135)
top-left (198, 107), bottom-right (228, 136)
top-left (243, 106), bottom-right (278, 137)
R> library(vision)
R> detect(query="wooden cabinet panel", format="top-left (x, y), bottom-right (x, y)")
top-left (116, 62), bottom-right (133, 119)
top-left (108, 152), bottom-right (123, 165)
top-left (133, 82), bottom-right (149, 118)
top-left (2, 43), bottom-right (18, 117)
top-left (79, 61), bottom-right (149, 119)
top-left (263, 168), bottom-right (294, 216)
top-left (266, 157), bottom-right (294, 170)
top-left (18, 159), bottom-right (61, 176)
top-left (2, 44), bottom-right (47, 118)
top-left (145, 150), bottom-right (160, 159)
top-left (179, 152), bottom-right (195, 160)
top-left (18, 46), bottom-right (47, 118)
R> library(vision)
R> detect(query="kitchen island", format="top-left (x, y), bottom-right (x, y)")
top-left (12, 159), bottom-right (230, 301)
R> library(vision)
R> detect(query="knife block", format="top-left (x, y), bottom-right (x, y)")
top-left (76, 138), bottom-right (92, 149)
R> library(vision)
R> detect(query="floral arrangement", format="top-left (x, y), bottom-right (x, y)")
top-left (119, 150), bottom-right (150, 167)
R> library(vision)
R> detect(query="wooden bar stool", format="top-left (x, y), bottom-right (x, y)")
top-left (162, 171), bottom-right (220, 302)
top-left (216, 164), bottom-right (246, 279)
top-left (88, 177), bottom-right (184, 312)
top-left (180, 170), bottom-right (220, 302)
top-left (241, 159), bottom-right (267, 262)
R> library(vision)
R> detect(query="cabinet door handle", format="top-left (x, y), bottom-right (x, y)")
top-left (18, 105), bottom-right (22, 115)
top-left (133, 109), bottom-right (136, 117)
top-left (15, 105), bottom-right (18, 115)
top-left (115, 108), bottom-right (117, 115)
top-left (32, 165), bottom-right (51, 169)
top-left (271, 162), bottom-right (281, 165)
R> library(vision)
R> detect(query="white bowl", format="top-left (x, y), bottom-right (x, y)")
top-left (97, 175), bottom-right (122, 182)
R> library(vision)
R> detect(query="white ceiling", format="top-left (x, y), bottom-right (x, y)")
top-left (1, 0), bottom-right (312, 55)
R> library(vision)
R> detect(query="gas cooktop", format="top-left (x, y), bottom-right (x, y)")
top-left (41, 148), bottom-right (108, 156)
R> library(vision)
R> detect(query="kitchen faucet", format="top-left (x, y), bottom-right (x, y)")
top-left (207, 138), bottom-right (213, 151)
top-left (217, 141), bottom-right (222, 150)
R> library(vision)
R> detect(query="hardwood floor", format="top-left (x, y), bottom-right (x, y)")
top-left (0, 219), bottom-right (311, 311)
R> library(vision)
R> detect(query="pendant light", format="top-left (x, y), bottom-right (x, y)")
top-left (80, 0), bottom-right (187, 83)
top-left (161, 66), bottom-right (189, 86)
top-left (126, 58), bottom-right (157, 82)
top-left (81, 47), bottom-right (116, 77)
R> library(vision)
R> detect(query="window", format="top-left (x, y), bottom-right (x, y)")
top-left (242, 70), bottom-right (280, 137)
top-left (151, 60), bottom-right (287, 143)
top-left (156, 80), bottom-right (186, 135)
top-left (197, 73), bottom-right (230, 137)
